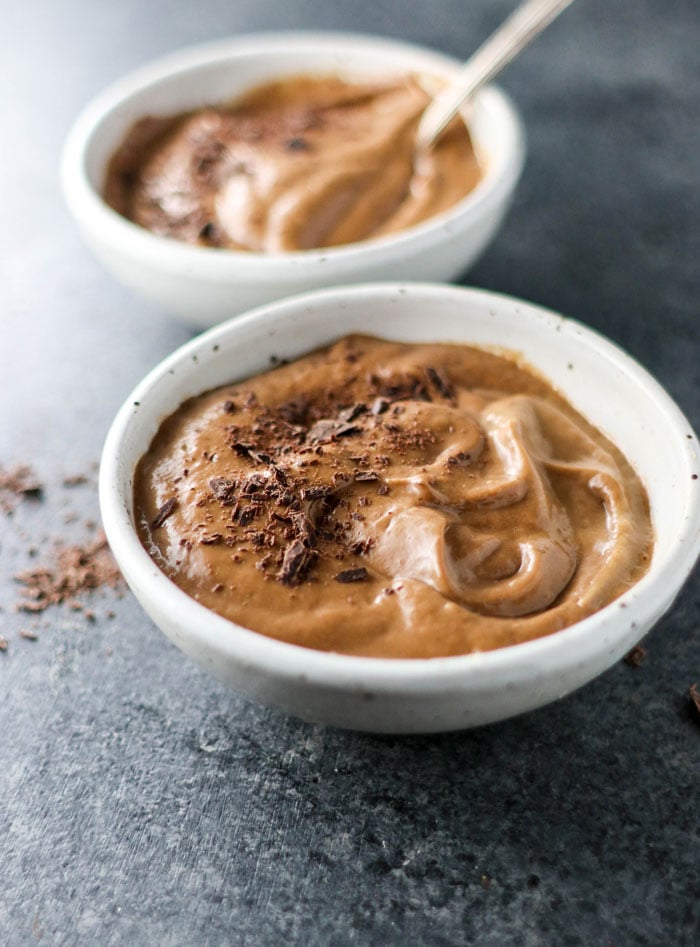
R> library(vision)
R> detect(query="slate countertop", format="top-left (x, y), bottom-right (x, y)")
top-left (1, 1), bottom-right (698, 944)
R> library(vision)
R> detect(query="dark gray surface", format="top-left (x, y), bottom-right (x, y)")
top-left (1, 1), bottom-right (699, 944)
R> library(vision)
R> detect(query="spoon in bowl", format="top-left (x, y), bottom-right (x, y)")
top-left (416, 0), bottom-right (575, 151)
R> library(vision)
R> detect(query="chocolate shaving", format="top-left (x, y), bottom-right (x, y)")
top-left (209, 477), bottom-right (238, 503)
top-left (338, 403), bottom-right (367, 422)
top-left (271, 465), bottom-right (288, 487)
top-left (200, 532), bottom-right (223, 545)
top-left (235, 504), bottom-right (259, 527)
top-left (307, 419), bottom-right (361, 443)
top-left (349, 538), bottom-right (374, 555)
top-left (232, 442), bottom-right (254, 458)
top-left (374, 375), bottom-right (431, 404)
top-left (334, 567), bottom-right (369, 583)
top-left (278, 539), bottom-right (317, 586)
top-left (240, 473), bottom-right (267, 496)
top-left (447, 451), bottom-right (475, 467)
top-left (301, 485), bottom-right (333, 501)
top-left (278, 397), bottom-right (310, 426)
top-left (285, 136), bottom-right (310, 152)
top-left (151, 497), bottom-right (177, 528)
top-left (290, 511), bottom-right (317, 548)
top-left (354, 471), bottom-right (380, 482)
top-left (223, 400), bottom-right (237, 413)
top-left (426, 366), bottom-right (455, 400)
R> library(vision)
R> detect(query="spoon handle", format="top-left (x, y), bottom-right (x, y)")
top-left (416, 0), bottom-right (575, 149)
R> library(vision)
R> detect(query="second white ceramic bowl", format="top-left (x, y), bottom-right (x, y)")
top-left (62, 32), bottom-right (525, 327)
top-left (99, 283), bottom-right (700, 732)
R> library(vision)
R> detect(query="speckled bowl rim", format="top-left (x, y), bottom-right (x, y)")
top-left (100, 283), bottom-right (700, 695)
top-left (61, 31), bottom-right (525, 277)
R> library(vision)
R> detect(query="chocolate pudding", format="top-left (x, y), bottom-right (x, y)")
top-left (104, 74), bottom-right (482, 252)
top-left (133, 336), bottom-right (653, 659)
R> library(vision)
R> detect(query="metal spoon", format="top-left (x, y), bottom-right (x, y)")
top-left (416, 0), bottom-right (575, 150)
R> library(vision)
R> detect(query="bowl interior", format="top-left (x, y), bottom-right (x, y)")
top-left (108, 284), bottom-right (700, 599)
top-left (78, 33), bottom-right (518, 219)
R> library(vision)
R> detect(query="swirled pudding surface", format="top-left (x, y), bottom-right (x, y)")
top-left (104, 74), bottom-right (481, 252)
top-left (134, 336), bottom-right (652, 658)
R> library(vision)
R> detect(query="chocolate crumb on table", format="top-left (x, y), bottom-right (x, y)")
top-left (624, 645), bottom-right (646, 667)
top-left (0, 464), bottom-right (43, 513)
top-left (689, 683), bottom-right (700, 724)
top-left (63, 474), bottom-right (89, 487)
top-left (0, 467), bottom-right (128, 656)
top-left (14, 531), bottom-right (124, 614)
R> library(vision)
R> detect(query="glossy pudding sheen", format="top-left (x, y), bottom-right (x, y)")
top-left (134, 336), bottom-right (653, 659)
top-left (104, 74), bottom-right (482, 252)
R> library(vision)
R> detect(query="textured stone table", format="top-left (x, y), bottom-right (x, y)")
top-left (1, 1), bottom-right (698, 944)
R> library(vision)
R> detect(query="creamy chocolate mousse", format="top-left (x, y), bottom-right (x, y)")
top-left (134, 336), bottom-right (653, 659)
top-left (104, 74), bottom-right (481, 252)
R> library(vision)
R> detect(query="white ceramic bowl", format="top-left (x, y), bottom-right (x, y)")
top-left (100, 283), bottom-right (700, 732)
top-left (62, 32), bottom-right (525, 328)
